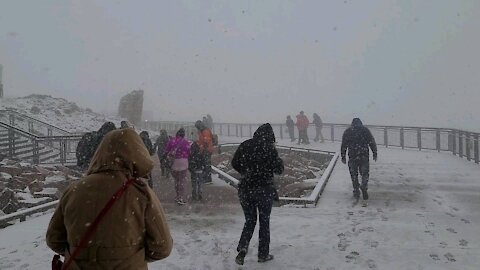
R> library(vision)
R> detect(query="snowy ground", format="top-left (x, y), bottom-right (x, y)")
top-left (0, 138), bottom-right (479, 269)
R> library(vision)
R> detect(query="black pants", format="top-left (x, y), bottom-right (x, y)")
top-left (348, 158), bottom-right (370, 191)
top-left (157, 153), bottom-right (169, 177)
top-left (287, 126), bottom-right (295, 141)
top-left (191, 171), bottom-right (203, 200)
top-left (203, 153), bottom-right (212, 183)
top-left (314, 126), bottom-right (324, 142)
top-left (298, 129), bottom-right (309, 144)
top-left (237, 186), bottom-right (275, 258)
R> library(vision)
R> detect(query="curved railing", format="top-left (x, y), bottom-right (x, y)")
top-left (143, 120), bottom-right (479, 165)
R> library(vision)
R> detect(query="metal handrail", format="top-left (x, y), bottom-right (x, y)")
top-left (0, 121), bottom-right (83, 164)
top-left (145, 120), bottom-right (480, 164)
top-left (0, 109), bottom-right (72, 135)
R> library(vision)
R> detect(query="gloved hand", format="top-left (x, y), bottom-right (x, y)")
top-left (341, 156), bottom-right (346, 164)
top-left (373, 154), bottom-right (377, 162)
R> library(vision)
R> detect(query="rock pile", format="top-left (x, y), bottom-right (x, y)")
top-left (0, 159), bottom-right (81, 215)
top-left (212, 149), bottom-right (330, 198)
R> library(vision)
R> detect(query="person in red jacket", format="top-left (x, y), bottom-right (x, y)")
top-left (296, 111), bottom-right (310, 144)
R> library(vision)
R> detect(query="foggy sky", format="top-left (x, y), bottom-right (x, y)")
top-left (1, 0), bottom-right (479, 131)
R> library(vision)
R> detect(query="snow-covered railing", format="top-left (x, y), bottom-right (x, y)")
top-left (213, 143), bottom-right (339, 207)
top-left (0, 200), bottom-right (58, 227)
top-left (0, 121), bottom-right (82, 165)
top-left (0, 109), bottom-right (72, 137)
top-left (145, 120), bottom-right (479, 164)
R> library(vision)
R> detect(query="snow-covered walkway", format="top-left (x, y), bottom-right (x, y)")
top-left (0, 139), bottom-right (479, 269)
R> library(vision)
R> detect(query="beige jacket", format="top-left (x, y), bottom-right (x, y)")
top-left (46, 128), bottom-right (173, 269)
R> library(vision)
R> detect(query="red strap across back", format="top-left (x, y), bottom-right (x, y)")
top-left (62, 178), bottom-right (136, 270)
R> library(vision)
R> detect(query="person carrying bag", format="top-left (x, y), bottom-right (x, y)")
top-left (47, 129), bottom-right (173, 270)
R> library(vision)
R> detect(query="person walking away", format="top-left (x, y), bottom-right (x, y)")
top-left (164, 128), bottom-right (191, 205)
top-left (195, 120), bottom-right (214, 184)
top-left (285, 115), bottom-right (295, 142)
top-left (313, 113), bottom-right (325, 143)
top-left (155, 130), bottom-right (170, 177)
top-left (189, 141), bottom-right (206, 201)
top-left (47, 128), bottom-right (173, 269)
top-left (296, 111), bottom-right (310, 144)
top-left (231, 123), bottom-right (284, 265)
top-left (120, 120), bottom-right (131, 129)
top-left (76, 122), bottom-right (117, 170)
top-left (206, 114), bottom-right (214, 130)
top-left (140, 131), bottom-right (156, 188)
top-left (341, 118), bottom-right (377, 201)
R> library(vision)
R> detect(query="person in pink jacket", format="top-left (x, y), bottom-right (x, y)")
top-left (164, 128), bottom-right (191, 205)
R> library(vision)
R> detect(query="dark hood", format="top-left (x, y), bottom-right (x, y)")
top-left (351, 118), bottom-right (363, 127)
top-left (253, 123), bottom-right (276, 144)
top-left (87, 128), bottom-right (154, 178)
top-left (98, 122), bottom-right (117, 136)
top-left (195, 120), bottom-right (205, 130)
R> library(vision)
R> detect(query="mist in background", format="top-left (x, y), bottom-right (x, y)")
top-left (1, 0), bottom-right (479, 131)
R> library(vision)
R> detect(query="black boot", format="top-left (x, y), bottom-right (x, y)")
top-left (258, 254), bottom-right (274, 263)
top-left (361, 187), bottom-right (368, 200)
top-left (235, 250), bottom-right (247, 265)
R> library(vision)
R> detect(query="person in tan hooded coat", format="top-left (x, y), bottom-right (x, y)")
top-left (46, 128), bottom-right (173, 269)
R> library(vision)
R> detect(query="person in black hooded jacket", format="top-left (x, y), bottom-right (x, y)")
top-left (76, 121), bottom-right (116, 170)
top-left (341, 118), bottom-right (377, 201)
top-left (231, 123), bottom-right (284, 265)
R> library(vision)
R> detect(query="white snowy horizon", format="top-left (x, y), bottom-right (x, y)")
top-left (1, 1), bottom-right (480, 131)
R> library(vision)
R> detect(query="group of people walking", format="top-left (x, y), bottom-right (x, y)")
top-left (54, 115), bottom-right (377, 268)
top-left (285, 111), bottom-right (325, 144)
top-left (161, 119), bottom-right (214, 205)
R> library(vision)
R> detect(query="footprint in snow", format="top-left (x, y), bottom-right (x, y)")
top-left (461, 218), bottom-right (470, 224)
top-left (459, 239), bottom-right (468, 247)
top-left (429, 254), bottom-right (440, 261)
top-left (366, 259), bottom-right (377, 269)
top-left (345, 251), bottom-right (359, 263)
top-left (444, 253), bottom-right (456, 262)
top-left (446, 228), bottom-right (457, 234)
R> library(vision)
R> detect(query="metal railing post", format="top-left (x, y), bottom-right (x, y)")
top-left (33, 139), bottom-right (39, 164)
top-left (235, 124), bottom-right (238, 137)
top-left (417, 128), bottom-right (422, 151)
top-left (330, 125), bottom-right (334, 142)
top-left (60, 139), bottom-right (66, 165)
top-left (452, 130), bottom-right (457, 155)
top-left (8, 129), bottom-right (14, 157)
top-left (436, 129), bottom-right (441, 152)
top-left (249, 125), bottom-right (252, 137)
top-left (474, 133), bottom-right (479, 164)
top-left (280, 124), bottom-right (283, 140)
top-left (466, 132), bottom-right (471, 161)
top-left (219, 124), bottom-right (223, 136)
top-left (240, 125), bottom-right (243, 137)
top-left (384, 127), bottom-right (388, 147)
top-left (9, 114), bottom-right (14, 126)
top-left (400, 128), bottom-right (405, 149)
top-left (227, 124), bottom-right (230, 136)
top-left (459, 131), bottom-right (463, 158)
